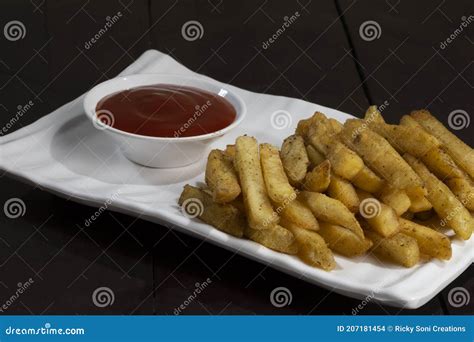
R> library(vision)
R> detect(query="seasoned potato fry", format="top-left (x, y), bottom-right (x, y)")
top-left (282, 219), bottom-right (335, 270)
top-left (302, 191), bottom-right (364, 239)
top-left (446, 178), bottom-right (474, 211)
top-left (205, 149), bottom-right (241, 203)
top-left (296, 118), bottom-right (313, 138)
top-left (305, 144), bottom-right (325, 167)
top-left (326, 141), bottom-right (364, 180)
top-left (411, 110), bottom-right (474, 179)
top-left (340, 119), bottom-right (424, 193)
top-left (328, 174), bottom-right (360, 213)
top-left (404, 154), bottom-right (473, 240)
top-left (303, 160), bottom-right (331, 192)
top-left (179, 185), bottom-right (245, 237)
top-left (224, 144), bottom-right (236, 159)
top-left (244, 225), bottom-right (298, 254)
top-left (365, 231), bottom-right (419, 267)
top-left (378, 186), bottom-right (411, 216)
top-left (260, 143), bottom-right (296, 205)
top-left (365, 107), bottom-right (440, 158)
top-left (351, 166), bottom-right (384, 193)
top-left (318, 222), bottom-right (372, 257)
top-left (280, 135), bottom-right (310, 186)
top-left (406, 191), bottom-right (433, 213)
top-left (281, 199), bottom-right (319, 231)
top-left (235, 136), bottom-right (279, 229)
top-left (421, 147), bottom-right (465, 180)
top-left (399, 218), bottom-right (451, 260)
top-left (357, 189), bottom-right (400, 237)
top-left (306, 113), bottom-right (364, 180)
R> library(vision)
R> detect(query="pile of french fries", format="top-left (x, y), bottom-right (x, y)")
top-left (178, 107), bottom-right (473, 271)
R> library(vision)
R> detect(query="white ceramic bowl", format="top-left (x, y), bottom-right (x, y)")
top-left (83, 74), bottom-right (246, 168)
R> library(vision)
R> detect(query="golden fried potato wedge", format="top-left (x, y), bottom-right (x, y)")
top-left (281, 199), bottom-right (319, 231)
top-left (351, 166), bottom-right (384, 193)
top-left (340, 119), bottom-right (424, 192)
top-left (302, 191), bottom-right (364, 239)
top-left (399, 218), bottom-right (451, 260)
top-left (179, 185), bottom-right (244, 237)
top-left (205, 149), bottom-right (241, 203)
top-left (280, 135), bottom-right (310, 186)
top-left (327, 174), bottom-right (360, 213)
top-left (235, 136), bottom-right (279, 229)
top-left (404, 154), bottom-right (473, 240)
top-left (378, 186), bottom-right (411, 216)
top-left (244, 225), bottom-right (298, 254)
top-left (365, 107), bottom-right (440, 158)
top-left (411, 110), bottom-right (474, 179)
top-left (365, 231), bottom-right (420, 267)
top-left (282, 219), bottom-right (335, 270)
top-left (303, 160), bottom-right (331, 192)
top-left (318, 222), bottom-right (372, 257)
top-left (305, 144), bottom-right (325, 167)
top-left (326, 141), bottom-right (364, 180)
top-left (260, 143), bottom-right (296, 205)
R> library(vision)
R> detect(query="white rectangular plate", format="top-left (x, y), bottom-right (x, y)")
top-left (1, 50), bottom-right (472, 309)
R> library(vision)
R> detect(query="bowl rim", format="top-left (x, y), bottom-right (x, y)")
top-left (83, 73), bottom-right (246, 142)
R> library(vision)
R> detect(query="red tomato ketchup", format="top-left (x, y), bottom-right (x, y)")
top-left (95, 84), bottom-right (236, 138)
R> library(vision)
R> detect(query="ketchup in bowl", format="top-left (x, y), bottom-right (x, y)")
top-left (95, 84), bottom-right (236, 138)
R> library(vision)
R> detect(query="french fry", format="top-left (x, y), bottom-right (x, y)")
top-left (365, 231), bottom-right (420, 267)
top-left (178, 185), bottom-right (245, 237)
top-left (205, 149), bottom-right (241, 203)
top-left (411, 110), bottom-right (474, 179)
top-left (281, 199), bottom-right (320, 231)
top-left (340, 119), bottom-right (424, 193)
top-left (445, 178), bottom-right (474, 211)
top-left (302, 191), bottom-right (364, 239)
top-left (282, 219), bottom-right (335, 270)
top-left (260, 143), bottom-right (296, 205)
top-left (224, 144), bottom-right (236, 159)
top-left (318, 222), bottom-right (372, 257)
top-left (280, 135), bottom-right (310, 186)
top-left (399, 218), bottom-right (452, 260)
top-left (244, 225), bottom-right (298, 254)
top-left (377, 186), bottom-right (411, 216)
top-left (305, 144), bottom-right (325, 167)
top-left (235, 136), bottom-right (279, 229)
top-left (303, 160), bottom-right (331, 192)
top-left (351, 166), bottom-right (384, 193)
top-left (357, 189), bottom-right (400, 237)
top-left (404, 153), bottom-right (473, 240)
top-left (327, 174), bottom-right (360, 213)
top-left (365, 107), bottom-right (440, 158)
top-left (260, 143), bottom-right (319, 231)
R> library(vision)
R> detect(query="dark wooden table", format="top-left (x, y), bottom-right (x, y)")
top-left (0, 0), bottom-right (472, 315)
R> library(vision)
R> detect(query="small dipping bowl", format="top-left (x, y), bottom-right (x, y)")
top-left (83, 74), bottom-right (246, 168)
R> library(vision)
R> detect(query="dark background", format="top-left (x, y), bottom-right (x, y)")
top-left (0, 0), bottom-right (472, 315)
